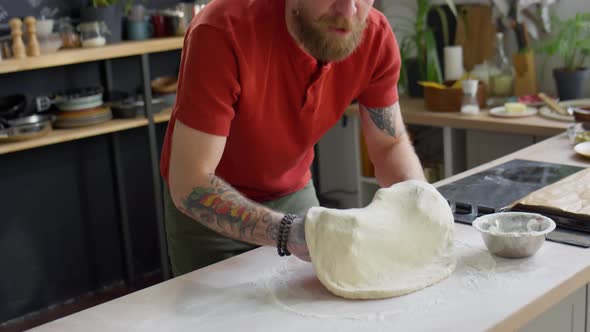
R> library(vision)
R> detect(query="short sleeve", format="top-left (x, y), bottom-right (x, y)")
top-left (173, 24), bottom-right (241, 136)
top-left (357, 25), bottom-right (400, 108)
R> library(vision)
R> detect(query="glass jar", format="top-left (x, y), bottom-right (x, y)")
top-left (58, 19), bottom-right (81, 49)
top-left (78, 21), bottom-right (109, 48)
top-left (488, 32), bottom-right (514, 101)
top-left (461, 80), bottom-right (480, 115)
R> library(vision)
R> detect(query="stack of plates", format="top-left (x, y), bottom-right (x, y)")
top-left (54, 105), bottom-right (112, 128)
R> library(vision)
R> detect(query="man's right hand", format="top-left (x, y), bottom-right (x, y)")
top-left (287, 216), bottom-right (311, 262)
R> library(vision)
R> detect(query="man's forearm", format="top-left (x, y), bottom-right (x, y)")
top-left (175, 174), bottom-right (306, 249)
top-left (374, 135), bottom-right (426, 187)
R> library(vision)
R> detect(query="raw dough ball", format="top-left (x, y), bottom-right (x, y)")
top-left (305, 180), bottom-right (456, 300)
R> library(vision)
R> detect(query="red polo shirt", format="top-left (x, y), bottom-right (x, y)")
top-left (160, 0), bottom-right (400, 202)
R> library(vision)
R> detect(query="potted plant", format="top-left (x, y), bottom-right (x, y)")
top-left (393, 0), bottom-right (457, 97)
top-left (537, 13), bottom-right (590, 101)
top-left (81, 0), bottom-right (142, 44)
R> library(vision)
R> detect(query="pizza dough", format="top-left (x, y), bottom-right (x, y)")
top-left (305, 180), bottom-right (456, 300)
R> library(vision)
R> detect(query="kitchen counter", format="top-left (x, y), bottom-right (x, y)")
top-left (398, 97), bottom-right (571, 137)
top-left (30, 134), bottom-right (590, 332)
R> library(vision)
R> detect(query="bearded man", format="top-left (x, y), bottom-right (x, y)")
top-left (160, 0), bottom-right (426, 276)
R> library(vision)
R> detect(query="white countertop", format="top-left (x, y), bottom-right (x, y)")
top-left (29, 225), bottom-right (590, 332)
top-left (30, 135), bottom-right (590, 332)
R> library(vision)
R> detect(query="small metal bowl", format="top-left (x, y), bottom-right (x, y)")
top-left (472, 212), bottom-right (556, 258)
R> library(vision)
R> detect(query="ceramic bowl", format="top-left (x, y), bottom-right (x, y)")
top-left (472, 212), bottom-right (556, 258)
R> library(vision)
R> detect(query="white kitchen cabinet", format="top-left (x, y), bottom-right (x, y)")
top-left (518, 286), bottom-right (587, 332)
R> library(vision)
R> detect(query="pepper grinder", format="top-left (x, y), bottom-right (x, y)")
top-left (9, 18), bottom-right (27, 59)
top-left (24, 16), bottom-right (40, 57)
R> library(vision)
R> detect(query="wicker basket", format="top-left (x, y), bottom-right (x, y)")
top-left (424, 81), bottom-right (487, 112)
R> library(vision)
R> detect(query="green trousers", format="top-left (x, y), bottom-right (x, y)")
top-left (163, 180), bottom-right (319, 276)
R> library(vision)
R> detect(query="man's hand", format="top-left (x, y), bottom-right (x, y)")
top-left (287, 216), bottom-right (311, 262)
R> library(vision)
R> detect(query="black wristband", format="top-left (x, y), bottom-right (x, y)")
top-left (277, 214), bottom-right (297, 257)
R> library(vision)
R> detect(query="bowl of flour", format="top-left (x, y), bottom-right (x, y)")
top-left (472, 212), bottom-right (556, 258)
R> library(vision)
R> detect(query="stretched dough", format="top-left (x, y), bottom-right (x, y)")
top-left (305, 180), bottom-right (456, 299)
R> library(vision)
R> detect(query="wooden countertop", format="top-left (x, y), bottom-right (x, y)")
top-left (399, 97), bottom-right (572, 137)
top-left (0, 107), bottom-right (172, 155)
top-left (0, 37), bottom-right (183, 74)
top-left (29, 135), bottom-right (590, 332)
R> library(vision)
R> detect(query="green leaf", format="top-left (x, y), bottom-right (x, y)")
top-left (443, 0), bottom-right (458, 17)
top-left (424, 29), bottom-right (443, 83)
top-left (434, 6), bottom-right (450, 46)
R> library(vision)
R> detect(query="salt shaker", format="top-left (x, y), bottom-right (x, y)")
top-left (461, 80), bottom-right (480, 115)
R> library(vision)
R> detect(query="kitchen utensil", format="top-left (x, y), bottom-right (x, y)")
top-left (0, 113), bottom-right (55, 128)
top-left (574, 142), bottom-right (590, 159)
top-left (112, 94), bottom-right (166, 118)
top-left (36, 87), bottom-right (104, 112)
top-left (472, 212), bottom-right (556, 258)
top-left (489, 106), bottom-right (538, 118)
top-left (54, 107), bottom-right (112, 128)
top-left (538, 92), bottom-right (569, 116)
top-left (0, 120), bottom-right (52, 142)
top-left (0, 94), bottom-right (29, 119)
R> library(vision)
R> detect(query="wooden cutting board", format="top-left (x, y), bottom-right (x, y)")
top-left (511, 167), bottom-right (590, 220)
top-left (454, 5), bottom-right (495, 71)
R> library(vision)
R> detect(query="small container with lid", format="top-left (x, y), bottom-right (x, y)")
top-left (461, 79), bottom-right (480, 115)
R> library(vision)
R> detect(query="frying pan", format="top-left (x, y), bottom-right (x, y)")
top-left (36, 87), bottom-right (104, 112)
top-left (0, 94), bottom-right (33, 119)
top-left (0, 114), bottom-right (55, 129)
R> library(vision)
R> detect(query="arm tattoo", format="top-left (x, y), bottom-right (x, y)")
top-left (180, 174), bottom-right (282, 244)
top-left (364, 104), bottom-right (399, 137)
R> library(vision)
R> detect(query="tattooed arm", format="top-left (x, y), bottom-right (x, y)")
top-left (168, 120), bottom-right (309, 261)
top-left (359, 102), bottom-right (426, 186)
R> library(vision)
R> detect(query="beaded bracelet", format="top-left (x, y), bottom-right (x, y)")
top-left (277, 214), bottom-right (297, 257)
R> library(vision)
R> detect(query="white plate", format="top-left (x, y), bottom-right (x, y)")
top-left (489, 106), bottom-right (538, 118)
top-left (538, 99), bottom-right (590, 122)
top-left (539, 107), bottom-right (575, 122)
top-left (574, 141), bottom-right (590, 159)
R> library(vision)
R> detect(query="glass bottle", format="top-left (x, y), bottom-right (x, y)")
top-left (461, 80), bottom-right (480, 115)
top-left (489, 32), bottom-right (514, 102)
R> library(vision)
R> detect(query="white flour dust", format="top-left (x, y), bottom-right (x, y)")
top-left (264, 237), bottom-right (543, 320)
top-left (264, 242), bottom-right (490, 321)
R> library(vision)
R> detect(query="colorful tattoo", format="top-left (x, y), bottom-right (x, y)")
top-left (181, 175), bottom-right (281, 242)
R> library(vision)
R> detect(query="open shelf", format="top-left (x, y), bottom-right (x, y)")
top-left (0, 37), bottom-right (183, 74)
top-left (0, 107), bottom-right (173, 155)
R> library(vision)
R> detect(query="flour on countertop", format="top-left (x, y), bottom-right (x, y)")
top-left (264, 236), bottom-right (545, 320)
